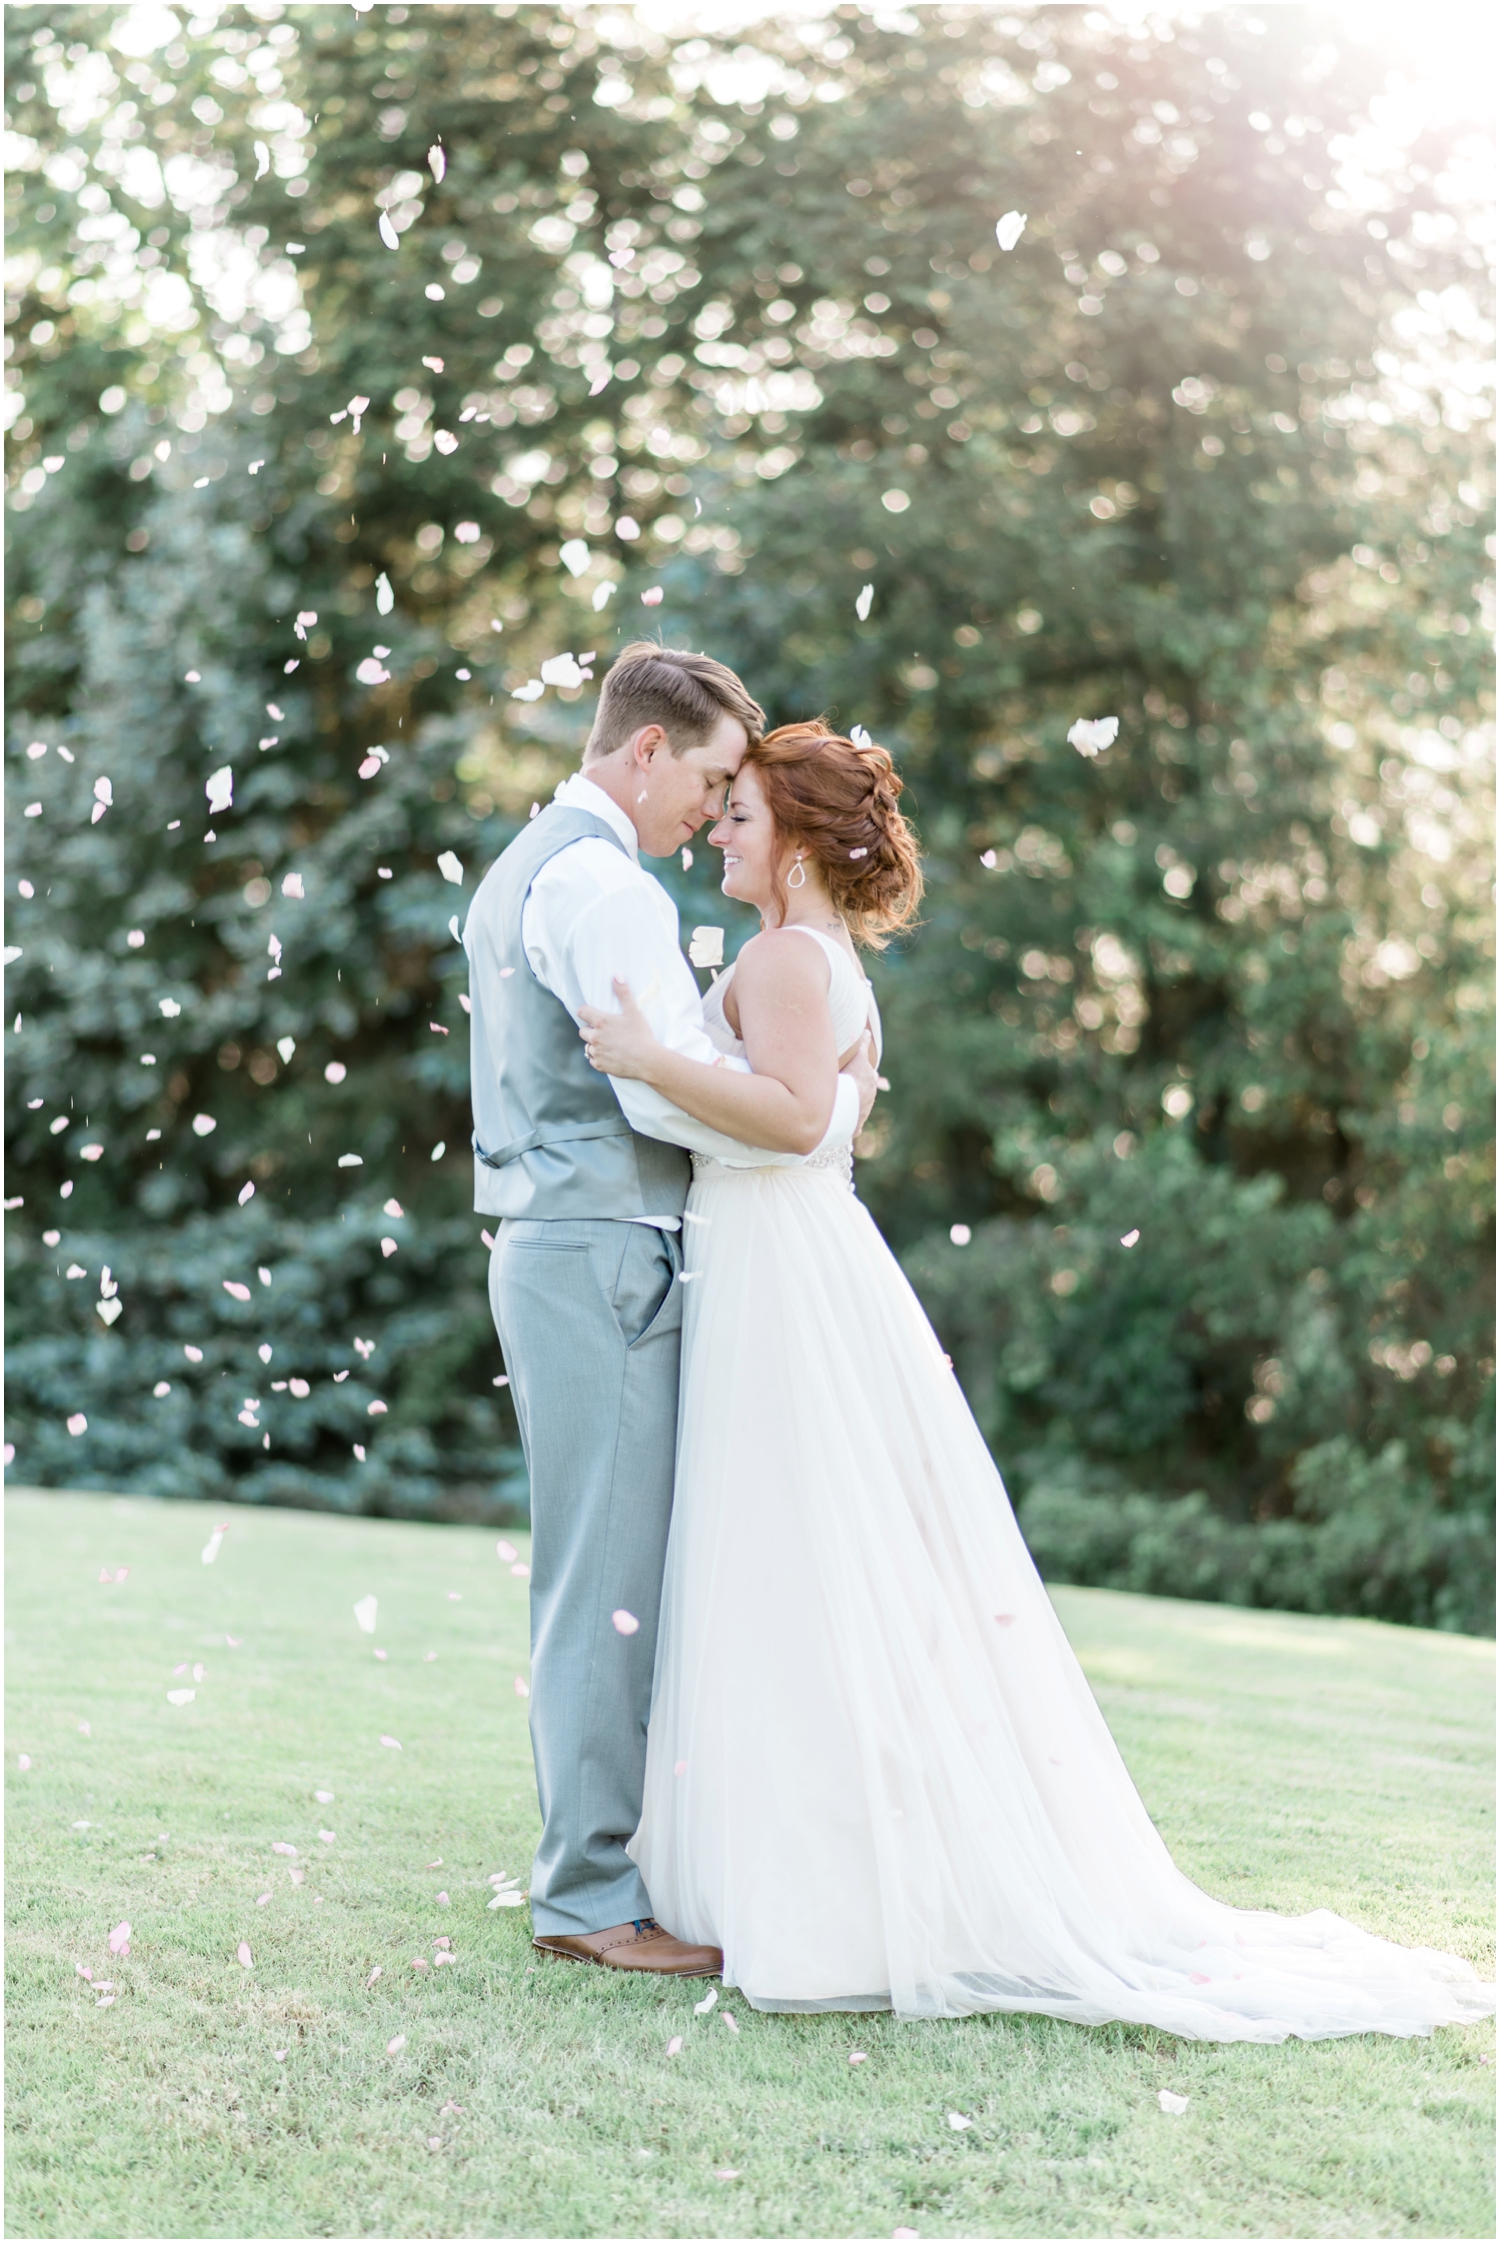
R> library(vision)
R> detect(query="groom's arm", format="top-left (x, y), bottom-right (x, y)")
top-left (564, 881), bottom-right (860, 1165)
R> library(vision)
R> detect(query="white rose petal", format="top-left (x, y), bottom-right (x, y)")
top-left (996, 210), bottom-right (1027, 251)
top-left (437, 852), bottom-right (464, 885)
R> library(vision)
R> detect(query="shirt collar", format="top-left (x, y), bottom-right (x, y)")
top-left (554, 770), bottom-right (640, 860)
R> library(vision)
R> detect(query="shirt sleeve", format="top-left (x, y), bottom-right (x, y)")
top-left (567, 883), bottom-right (860, 1167)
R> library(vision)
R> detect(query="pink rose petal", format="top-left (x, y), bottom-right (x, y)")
top-left (237, 1942), bottom-right (253, 1968)
top-left (611, 1609), bottom-right (640, 1636)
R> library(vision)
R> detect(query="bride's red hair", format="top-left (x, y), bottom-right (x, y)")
top-left (744, 721), bottom-right (923, 950)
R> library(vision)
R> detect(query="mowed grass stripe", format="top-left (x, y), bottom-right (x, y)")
top-left (5, 1489), bottom-right (1493, 2241)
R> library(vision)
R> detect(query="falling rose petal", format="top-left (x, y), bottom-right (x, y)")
top-left (194, 1114), bottom-right (218, 1137)
top-left (694, 1986), bottom-right (718, 2015)
top-left (238, 1182), bottom-right (255, 1206)
top-left (666, 2035), bottom-right (683, 2056)
top-left (640, 587), bottom-right (663, 606)
top-left (712, 2169), bottom-right (740, 2180)
top-left (1067, 715), bottom-right (1120, 758)
top-left (513, 1676), bottom-right (529, 1696)
top-left (358, 755), bottom-right (383, 781)
top-left (379, 211), bottom-right (399, 251)
top-left (254, 139), bottom-right (270, 179)
top-left (205, 766), bottom-right (234, 815)
top-left (18, 1753), bottom-right (32, 1770)
top-left (387, 2033), bottom-right (407, 2054)
top-left (849, 2051), bottom-right (867, 2065)
top-left (980, 848), bottom-right (997, 869)
top-left (256, 1891), bottom-right (272, 1905)
top-left (354, 1596), bottom-right (378, 1634)
top-left (272, 1842), bottom-right (298, 1857)
top-left (722, 2013), bottom-right (739, 2035)
top-left (96, 1993), bottom-right (116, 2007)
top-left (673, 1759), bottom-right (688, 1777)
top-left (893, 2229), bottom-right (919, 2239)
top-left (379, 1734), bottom-right (402, 1750)
top-left (222, 1281), bottom-right (251, 1301)
top-left (1120, 1229), bottom-right (1141, 1248)
top-left (318, 1830), bottom-right (335, 1845)
top-left (366, 1966), bottom-right (383, 1986)
top-left (273, 2048), bottom-right (288, 2061)
top-left (184, 1345), bottom-right (203, 1362)
top-left (367, 1400), bottom-right (388, 1416)
top-left (611, 1609), bottom-right (640, 1636)
top-left (994, 1613), bottom-right (1017, 1626)
top-left (996, 209), bottom-right (1027, 251)
top-left (947, 2112), bottom-right (973, 2131)
top-left (511, 1562), bottom-right (530, 1580)
top-left (67, 1413), bottom-right (88, 1436)
top-left (201, 1529), bottom-right (224, 1564)
top-left (1158, 2090), bottom-right (1189, 2115)
top-left (687, 926), bottom-right (724, 968)
top-left (237, 1942), bottom-right (254, 1968)
top-left (496, 1539), bottom-right (517, 1562)
top-left (108, 1922), bottom-right (131, 1955)
top-left (437, 852), bottom-right (464, 885)
top-left (436, 1892), bottom-right (450, 1907)
top-left (850, 725), bottom-right (873, 750)
top-left (855, 584), bottom-right (874, 620)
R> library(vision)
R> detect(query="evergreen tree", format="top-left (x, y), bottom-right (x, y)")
top-left (5, 5), bottom-right (1492, 1623)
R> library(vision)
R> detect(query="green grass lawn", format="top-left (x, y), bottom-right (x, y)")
top-left (5, 1488), bottom-right (1493, 2241)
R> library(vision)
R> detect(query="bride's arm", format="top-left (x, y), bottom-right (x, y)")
top-left (579, 930), bottom-right (843, 1156)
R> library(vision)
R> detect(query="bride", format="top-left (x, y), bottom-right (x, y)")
top-left (578, 720), bottom-right (1494, 2039)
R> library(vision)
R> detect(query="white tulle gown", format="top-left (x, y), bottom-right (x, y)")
top-left (630, 928), bottom-right (1495, 2038)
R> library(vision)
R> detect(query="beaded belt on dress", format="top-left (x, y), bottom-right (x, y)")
top-left (692, 1142), bottom-right (854, 1188)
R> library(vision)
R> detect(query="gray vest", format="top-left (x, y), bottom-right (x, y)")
top-left (465, 804), bottom-right (691, 1222)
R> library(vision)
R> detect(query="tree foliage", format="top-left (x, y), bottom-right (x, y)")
top-left (5, 4), bottom-right (1493, 1623)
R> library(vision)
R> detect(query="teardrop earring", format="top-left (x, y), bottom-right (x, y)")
top-left (786, 853), bottom-right (807, 890)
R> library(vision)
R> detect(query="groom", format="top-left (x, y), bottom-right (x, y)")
top-left (465, 642), bottom-right (875, 1977)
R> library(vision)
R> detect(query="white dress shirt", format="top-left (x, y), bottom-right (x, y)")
top-left (519, 772), bottom-right (859, 1204)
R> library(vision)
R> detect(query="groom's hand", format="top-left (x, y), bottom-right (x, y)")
top-left (843, 1035), bottom-right (882, 1134)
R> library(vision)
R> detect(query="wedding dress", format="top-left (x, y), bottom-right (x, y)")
top-left (629, 927), bottom-right (1495, 2037)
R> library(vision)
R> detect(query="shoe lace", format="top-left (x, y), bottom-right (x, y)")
top-left (633, 1917), bottom-right (662, 1936)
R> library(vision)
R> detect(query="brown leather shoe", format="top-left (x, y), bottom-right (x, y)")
top-left (532, 1916), bottom-right (722, 1979)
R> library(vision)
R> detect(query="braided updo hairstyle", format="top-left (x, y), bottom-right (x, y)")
top-left (744, 720), bottom-right (923, 950)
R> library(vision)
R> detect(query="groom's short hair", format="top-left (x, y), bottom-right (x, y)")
top-left (584, 641), bottom-right (765, 761)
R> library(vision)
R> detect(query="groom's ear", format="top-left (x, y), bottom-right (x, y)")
top-left (631, 723), bottom-right (671, 770)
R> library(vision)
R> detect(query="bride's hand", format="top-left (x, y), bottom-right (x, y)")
top-left (578, 977), bottom-right (662, 1081)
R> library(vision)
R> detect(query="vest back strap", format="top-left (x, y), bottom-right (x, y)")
top-left (473, 1114), bottom-right (634, 1170)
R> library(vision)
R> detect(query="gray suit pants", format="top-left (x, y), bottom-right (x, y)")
top-left (489, 1216), bottom-right (683, 1936)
